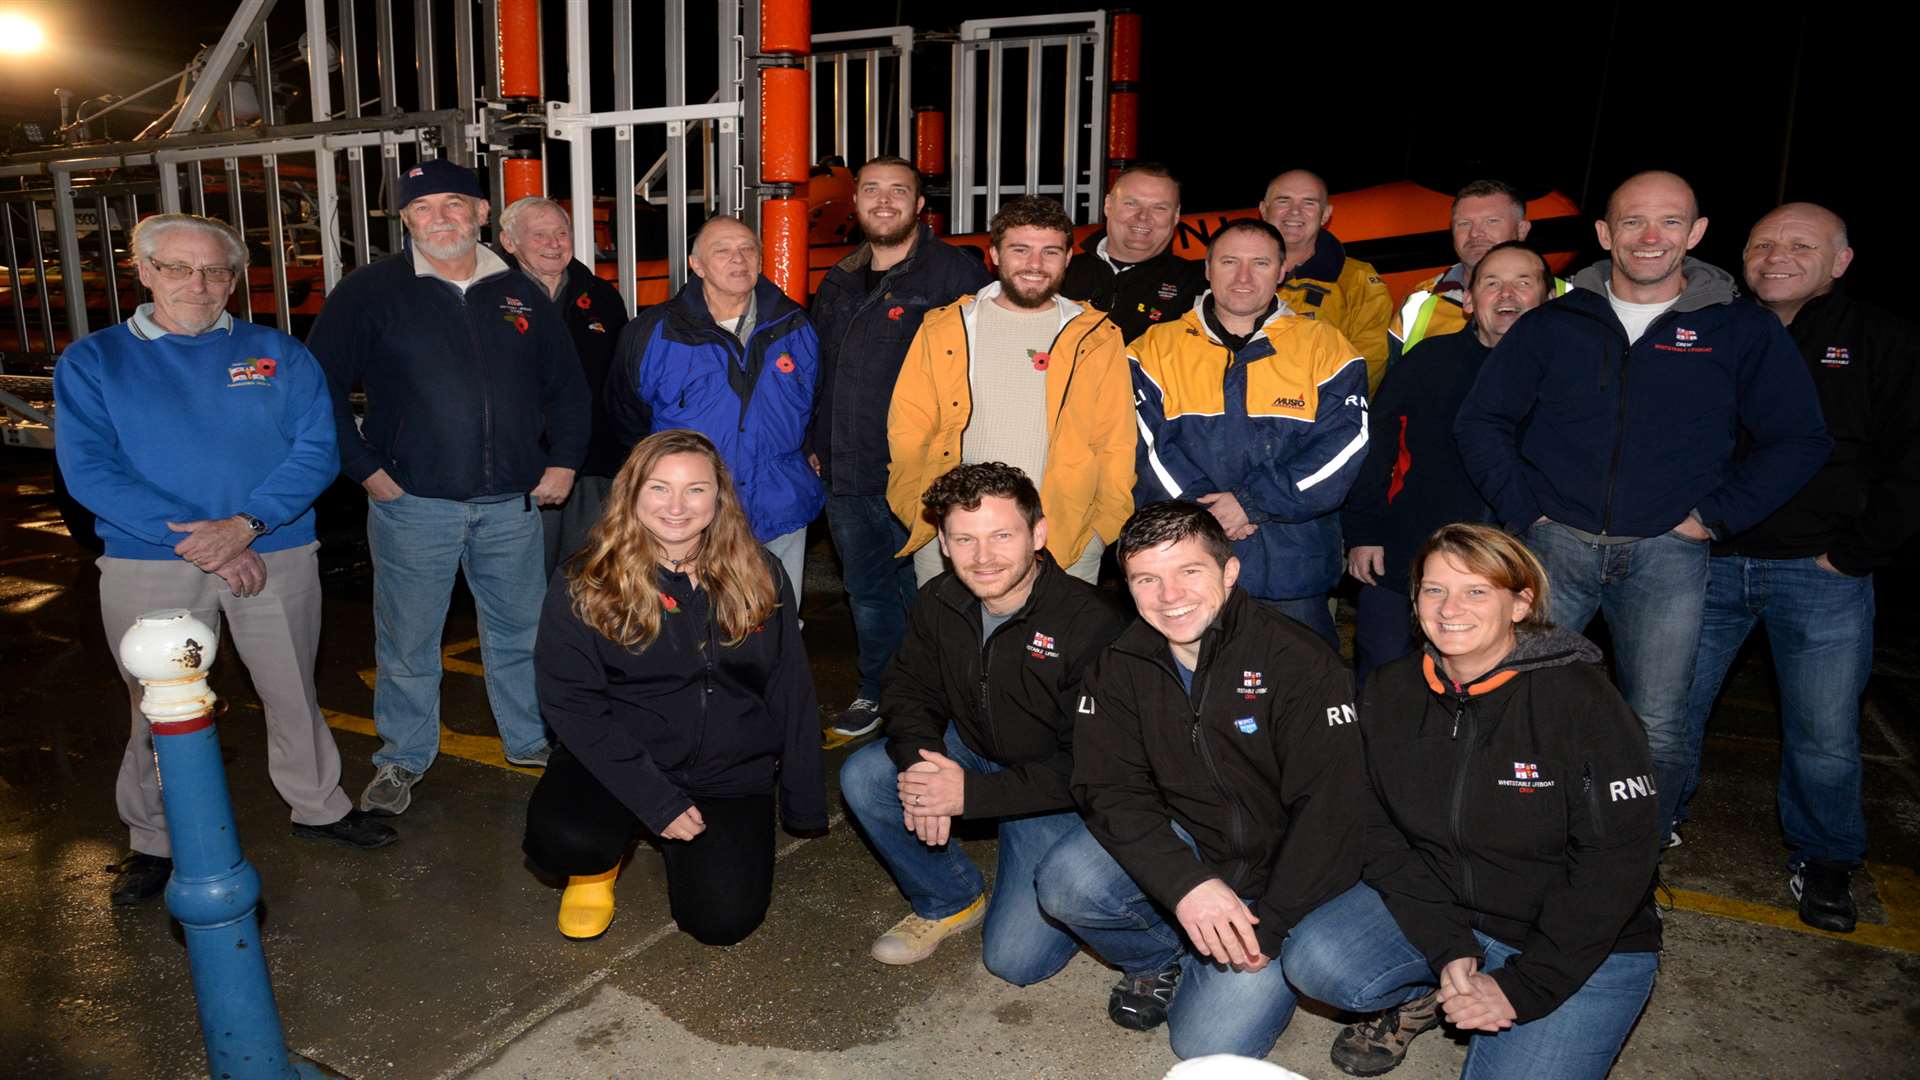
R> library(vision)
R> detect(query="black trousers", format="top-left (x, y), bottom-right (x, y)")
top-left (524, 745), bottom-right (776, 946)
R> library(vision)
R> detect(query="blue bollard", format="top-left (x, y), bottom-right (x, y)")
top-left (121, 609), bottom-right (331, 1080)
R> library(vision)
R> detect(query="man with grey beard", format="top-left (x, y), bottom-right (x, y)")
top-left (309, 157), bottom-right (589, 815)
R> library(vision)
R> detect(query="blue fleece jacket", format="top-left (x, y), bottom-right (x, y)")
top-left (1455, 258), bottom-right (1831, 539)
top-left (54, 315), bottom-right (339, 560)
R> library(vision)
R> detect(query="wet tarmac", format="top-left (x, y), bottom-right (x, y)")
top-left (4, 450), bottom-right (1918, 1080)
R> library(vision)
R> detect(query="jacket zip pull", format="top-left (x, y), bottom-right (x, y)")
top-left (1450, 700), bottom-right (1466, 740)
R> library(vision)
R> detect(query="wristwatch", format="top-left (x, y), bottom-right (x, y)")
top-left (236, 512), bottom-right (268, 536)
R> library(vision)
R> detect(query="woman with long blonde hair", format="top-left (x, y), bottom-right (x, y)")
top-left (522, 429), bottom-right (826, 944)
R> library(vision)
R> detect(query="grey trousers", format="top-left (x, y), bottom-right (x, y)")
top-left (101, 542), bottom-right (352, 857)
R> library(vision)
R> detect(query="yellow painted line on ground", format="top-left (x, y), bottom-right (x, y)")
top-left (321, 707), bottom-right (542, 776)
top-left (1669, 862), bottom-right (1920, 954)
top-left (356, 637), bottom-right (487, 691)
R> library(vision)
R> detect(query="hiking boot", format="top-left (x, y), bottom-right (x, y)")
top-left (870, 894), bottom-right (986, 965)
top-left (1108, 958), bottom-right (1182, 1031)
top-left (109, 852), bottom-right (172, 907)
top-left (506, 744), bottom-right (552, 768)
top-left (831, 698), bottom-right (882, 739)
top-left (1791, 861), bottom-right (1857, 933)
top-left (359, 763), bottom-right (421, 816)
top-left (1330, 989), bottom-right (1440, 1077)
top-left (293, 809), bottom-right (400, 850)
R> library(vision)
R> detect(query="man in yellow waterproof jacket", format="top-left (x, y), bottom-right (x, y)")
top-left (1261, 169), bottom-right (1394, 392)
top-left (887, 196), bottom-right (1136, 585)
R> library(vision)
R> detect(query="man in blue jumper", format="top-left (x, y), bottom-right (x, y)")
top-left (309, 158), bottom-right (590, 815)
top-left (56, 213), bottom-right (398, 906)
top-left (1455, 170), bottom-right (1831, 842)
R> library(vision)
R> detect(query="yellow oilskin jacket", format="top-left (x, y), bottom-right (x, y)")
top-left (1277, 231), bottom-right (1393, 394)
top-left (887, 282), bottom-right (1136, 567)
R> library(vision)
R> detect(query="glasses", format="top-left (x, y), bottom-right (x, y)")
top-left (147, 258), bottom-right (238, 285)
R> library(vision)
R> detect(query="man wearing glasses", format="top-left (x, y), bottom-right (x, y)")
top-left (56, 213), bottom-right (399, 907)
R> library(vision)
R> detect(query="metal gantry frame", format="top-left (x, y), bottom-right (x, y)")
top-left (0, 0), bottom-right (1119, 390)
top-left (948, 12), bottom-right (1108, 234)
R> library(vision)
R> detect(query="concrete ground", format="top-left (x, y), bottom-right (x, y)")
top-left (4, 452), bottom-right (1918, 1080)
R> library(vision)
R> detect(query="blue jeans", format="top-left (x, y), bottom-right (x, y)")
top-left (1354, 583), bottom-right (1417, 696)
top-left (841, 727), bottom-right (1092, 985)
top-left (1682, 555), bottom-right (1873, 867)
top-left (1038, 824), bottom-right (1295, 1059)
top-left (1262, 594), bottom-right (1339, 653)
top-left (1524, 521), bottom-right (1708, 836)
top-left (826, 494), bottom-right (917, 701)
top-left (365, 492), bottom-right (549, 771)
top-left (1285, 883), bottom-right (1658, 1080)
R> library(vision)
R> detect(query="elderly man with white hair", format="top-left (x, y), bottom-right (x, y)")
top-left (605, 216), bottom-right (824, 605)
top-left (56, 212), bottom-right (398, 906)
top-left (309, 157), bottom-right (590, 816)
top-left (496, 195), bottom-right (631, 576)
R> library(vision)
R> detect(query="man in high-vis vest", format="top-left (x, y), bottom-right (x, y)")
top-left (1387, 179), bottom-right (1568, 368)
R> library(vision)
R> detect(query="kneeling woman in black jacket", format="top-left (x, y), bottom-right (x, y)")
top-left (524, 429), bottom-right (827, 944)
top-left (1283, 523), bottom-right (1661, 1079)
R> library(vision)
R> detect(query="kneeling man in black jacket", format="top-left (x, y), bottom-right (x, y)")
top-left (1040, 500), bottom-right (1365, 1058)
top-left (841, 463), bottom-right (1146, 1001)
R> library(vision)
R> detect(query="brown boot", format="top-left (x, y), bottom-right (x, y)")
top-left (1330, 989), bottom-right (1440, 1077)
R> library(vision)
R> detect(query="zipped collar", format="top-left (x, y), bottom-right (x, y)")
top-left (667, 274), bottom-right (800, 340)
top-left (408, 237), bottom-right (510, 288)
top-left (1111, 586), bottom-right (1253, 669)
top-left (1286, 230), bottom-right (1351, 285)
top-left (1194, 290), bottom-right (1293, 349)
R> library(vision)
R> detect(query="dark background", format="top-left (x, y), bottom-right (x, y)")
top-left (1, 1), bottom-right (1896, 306)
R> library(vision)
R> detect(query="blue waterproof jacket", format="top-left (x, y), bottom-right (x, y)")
top-left (606, 276), bottom-right (825, 541)
top-left (1132, 296), bottom-right (1371, 599)
top-left (1455, 259), bottom-right (1830, 539)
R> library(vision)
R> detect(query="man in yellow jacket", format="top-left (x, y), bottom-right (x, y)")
top-left (888, 196), bottom-right (1135, 585)
top-left (1261, 170), bottom-right (1395, 393)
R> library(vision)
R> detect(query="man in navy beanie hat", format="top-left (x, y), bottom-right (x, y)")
top-left (309, 155), bottom-right (589, 815)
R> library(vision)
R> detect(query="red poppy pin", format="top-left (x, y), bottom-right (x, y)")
top-left (514, 315), bottom-right (530, 334)
top-left (1027, 348), bottom-right (1050, 371)
top-left (887, 305), bottom-right (905, 321)
top-left (575, 293), bottom-right (592, 310)
top-left (661, 593), bottom-right (680, 613)
top-left (254, 357), bottom-right (277, 377)
top-left (775, 353), bottom-right (796, 373)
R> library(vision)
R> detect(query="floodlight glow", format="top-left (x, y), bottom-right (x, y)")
top-left (0, 14), bottom-right (45, 56)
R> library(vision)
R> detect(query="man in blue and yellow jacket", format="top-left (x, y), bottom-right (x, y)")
top-left (1131, 219), bottom-right (1369, 649)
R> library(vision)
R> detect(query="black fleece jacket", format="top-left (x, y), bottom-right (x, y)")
top-left (1073, 589), bottom-right (1364, 956)
top-left (1716, 290), bottom-right (1920, 574)
top-left (533, 556), bottom-right (827, 836)
top-left (1359, 627), bottom-right (1663, 1023)
top-left (1060, 235), bottom-right (1208, 344)
top-left (883, 557), bottom-right (1130, 819)
top-left (309, 252), bottom-right (589, 499)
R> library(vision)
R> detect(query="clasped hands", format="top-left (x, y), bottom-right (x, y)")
top-left (1436, 955), bottom-right (1517, 1032)
top-left (898, 749), bottom-right (966, 846)
top-left (168, 516), bottom-right (266, 597)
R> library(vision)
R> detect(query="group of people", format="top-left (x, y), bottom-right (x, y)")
top-left (54, 145), bottom-right (1915, 1078)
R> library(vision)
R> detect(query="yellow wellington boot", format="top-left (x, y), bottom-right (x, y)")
top-left (557, 867), bottom-right (619, 940)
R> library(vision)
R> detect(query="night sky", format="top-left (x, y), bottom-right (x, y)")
top-left (1, 1), bottom-right (1900, 306)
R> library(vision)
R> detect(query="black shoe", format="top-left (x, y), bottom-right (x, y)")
top-left (293, 809), bottom-right (400, 850)
top-left (109, 853), bottom-right (172, 906)
top-left (1791, 861), bottom-right (1857, 933)
top-left (830, 698), bottom-right (882, 739)
top-left (1107, 959), bottom-right (1181, 1031)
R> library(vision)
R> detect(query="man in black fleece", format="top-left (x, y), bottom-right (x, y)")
top-left (1680, 203), bottom-right (1920, 932)
top-left (1043, 501), bottom-right (1363, 1060)
top-left (1344, 242), bottom-right (1553, 691)
top-left (310, 158), bottom-right (589, 814)
top-left (838, 464), bottom-right (1142, 1011)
